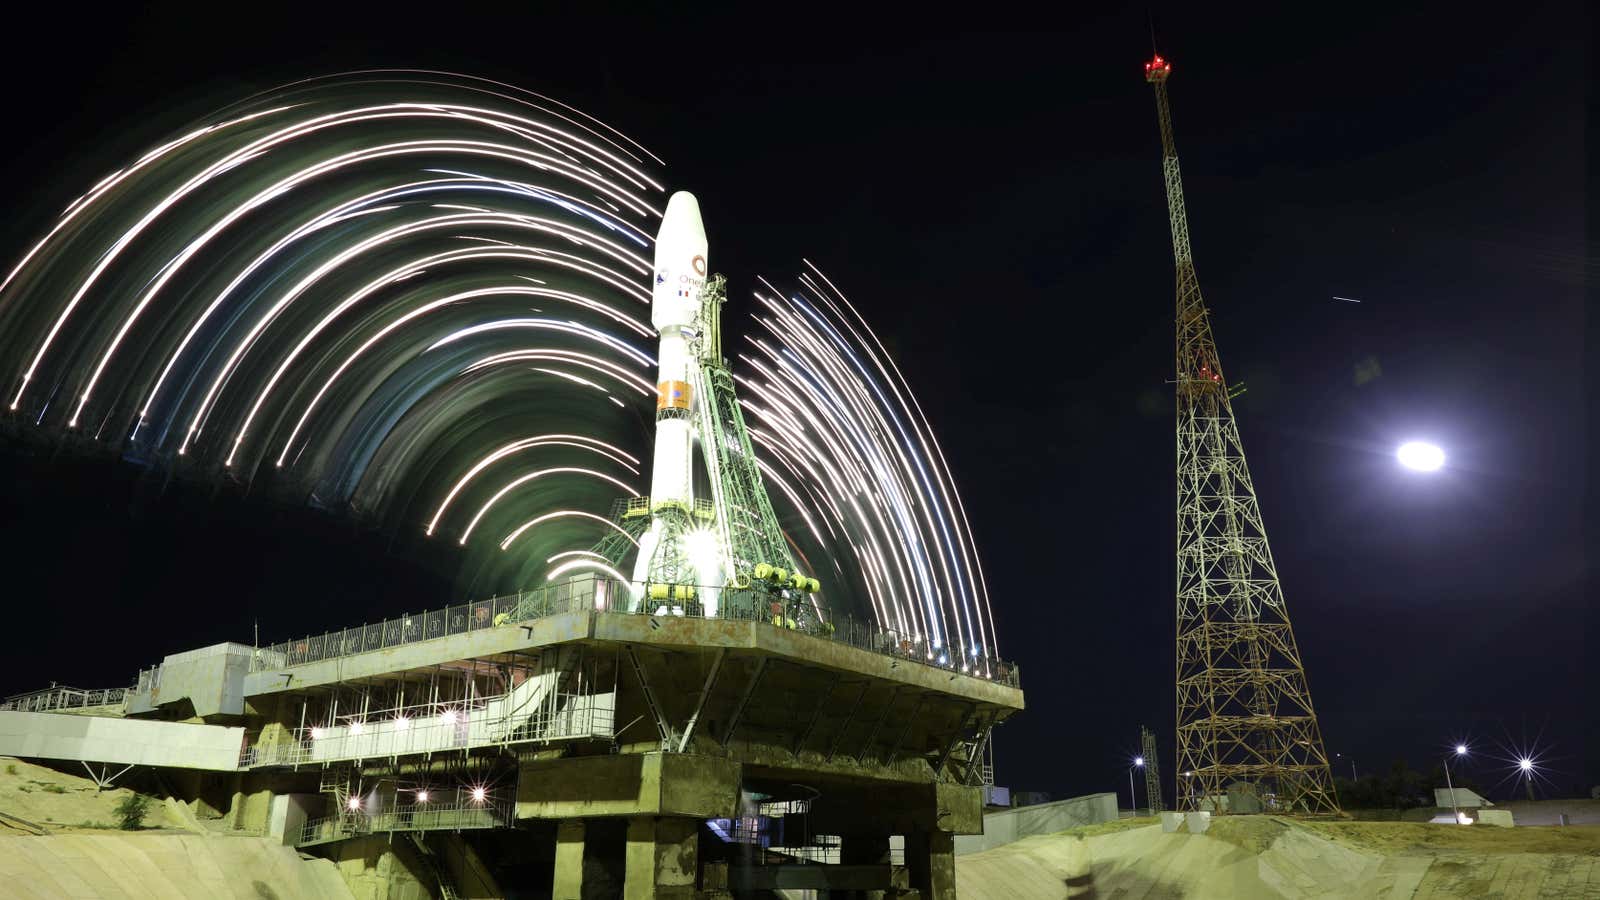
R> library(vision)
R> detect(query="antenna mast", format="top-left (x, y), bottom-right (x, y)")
top-left (1145, 53), bottom-right (1341, 816)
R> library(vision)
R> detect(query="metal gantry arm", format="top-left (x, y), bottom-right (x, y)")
top-left (690, 275), bottom-right (815, 619)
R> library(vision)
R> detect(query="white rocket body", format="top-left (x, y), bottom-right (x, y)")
top-left (631, 192), bottom-right (710, 606)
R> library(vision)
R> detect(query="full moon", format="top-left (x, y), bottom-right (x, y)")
top-left (1397, 441), bottom-right (1445, 471)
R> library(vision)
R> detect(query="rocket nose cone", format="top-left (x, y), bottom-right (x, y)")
top-left (656, 191), bottom-right (706, 252)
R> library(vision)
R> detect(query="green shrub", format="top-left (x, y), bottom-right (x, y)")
top-left (43, 784), bottom-right (67, 794)
top-left (5, 764), bottom-right (16, 775)
top-left (115, 794), bottom-right (152, 830)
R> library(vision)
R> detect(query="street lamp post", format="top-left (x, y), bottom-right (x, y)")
top-left (1130, 757), bottom-right (1145, 816)
top-left (1443, 744), bottom-right (1467, 824)
top-left (1336, 752), bottom-right (1356, 780)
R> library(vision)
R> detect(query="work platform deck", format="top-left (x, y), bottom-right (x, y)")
top-left (247, 607), bottom-right (1021, 710)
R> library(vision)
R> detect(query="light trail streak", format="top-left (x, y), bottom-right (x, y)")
top-left (460, 467), bottom-right (640, 544)
top-left (275, 286), bottom-right (650, 467)
top-left (0, 73), bottom-right (999, 662)
top-left (499, 510), bottom-right (639, 551)
top-left (428, 435), bottom-right (640, 536)
top-left (545, 558), bottom-right (630, 584)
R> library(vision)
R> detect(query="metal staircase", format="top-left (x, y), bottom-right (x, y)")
top-left (408, 833), bottom-right (462, 900)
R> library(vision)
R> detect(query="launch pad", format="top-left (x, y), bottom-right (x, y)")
top-left (0, 189), bottom-right (1021, 898)
top-left (3, 575), bottom-right (1020, 897)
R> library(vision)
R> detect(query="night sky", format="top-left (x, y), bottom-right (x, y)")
top-left (0, 4), bottom-right (1590, 801)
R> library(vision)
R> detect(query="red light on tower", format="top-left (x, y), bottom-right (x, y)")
top-left (1145, 54), bottom-right (1172, 83)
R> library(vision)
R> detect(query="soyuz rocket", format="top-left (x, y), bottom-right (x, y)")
top-left (629, 192), bottom-right (709, 602)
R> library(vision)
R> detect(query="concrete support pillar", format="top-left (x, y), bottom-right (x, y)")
top-left (251, 695), bottom-right (301, 753)
top-left (552, 819), bottom-right (586, 900)
top-left (625, 815), bottom-right (699, 899)
top-left (905, 830), bottom-right (956, 900)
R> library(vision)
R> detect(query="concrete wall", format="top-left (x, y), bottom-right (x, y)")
top-left (127, 642), bottom-right (252, 718)
top-left (267, 793), bottom-right (324, 845)
top-left (954, 792), bottom-right (1118, 855)
top-left (437, 834), bottom-right (502, 899)
top-left (518, 752), bottom-right (740, 820)
top-left (322, 834), bottom-right (432, 900)
top-left (0, 710), bottom-right (244, 770)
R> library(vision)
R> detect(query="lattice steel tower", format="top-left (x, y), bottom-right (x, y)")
top-left (1144, 53), bottom-right (1340, 815)
top-left (1140, 725), bottom-right (1165, 814)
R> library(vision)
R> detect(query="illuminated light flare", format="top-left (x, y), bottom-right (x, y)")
top-left (1398, 441), bottom-right (1445, 472)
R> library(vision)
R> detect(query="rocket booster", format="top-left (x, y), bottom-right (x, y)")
top-left (631, 192), bottom-right (708, 595)
top-left (645, 191), bottom-right (706, 508)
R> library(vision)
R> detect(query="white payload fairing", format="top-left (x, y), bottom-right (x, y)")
top-left (630, 192), bottom-right (710, 604)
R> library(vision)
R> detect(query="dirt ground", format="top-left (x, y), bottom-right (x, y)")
top-left (0, 756), bottom-right (191, 834)
top-left (957, 813), bottom-right (1600, 899)
top-left (0, 757), bottom-right (353, 898)
top-left (1301, 818), bottom-right (1600, 855)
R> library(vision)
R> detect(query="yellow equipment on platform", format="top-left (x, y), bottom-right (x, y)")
top-left (646, 583), bottom-right (696, 602)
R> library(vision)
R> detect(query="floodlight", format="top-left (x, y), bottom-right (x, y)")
top-left (1398, 441), bottom-right (1444, 471)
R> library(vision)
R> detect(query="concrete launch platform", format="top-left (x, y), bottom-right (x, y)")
top-left (1, 574), bottom-right (1023, 898)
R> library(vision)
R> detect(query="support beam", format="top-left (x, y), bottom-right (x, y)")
top-left (884, 694), bottom-right (927, 765)
top-left (719, 656), bottom-right (768, 748)
top-left (935, 704), bottom-right (979, 776)
top-left (624, 645), bottom-right (674, 747)
top-left (792, 671), bottom-right (840, 757)
top-left (826, 682), bottom-right (871, 763)
top-left (857, 686), bottom-right (902, 765)
top-left (81, 761), bottom-right (135, 792)
top-left (964, 715), bottom-right (999, 786)
top-left (677, 648), bottom-right (725, 753)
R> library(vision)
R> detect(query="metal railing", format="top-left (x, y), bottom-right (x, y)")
top-left (251, 575), bottom-right (1020, 688)
top-left (297, 797), bottom-right (514, 846)
top-left (1, 685), bottom-right (128, 713)
top-left (241, 690), bottom-right (615, 769)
